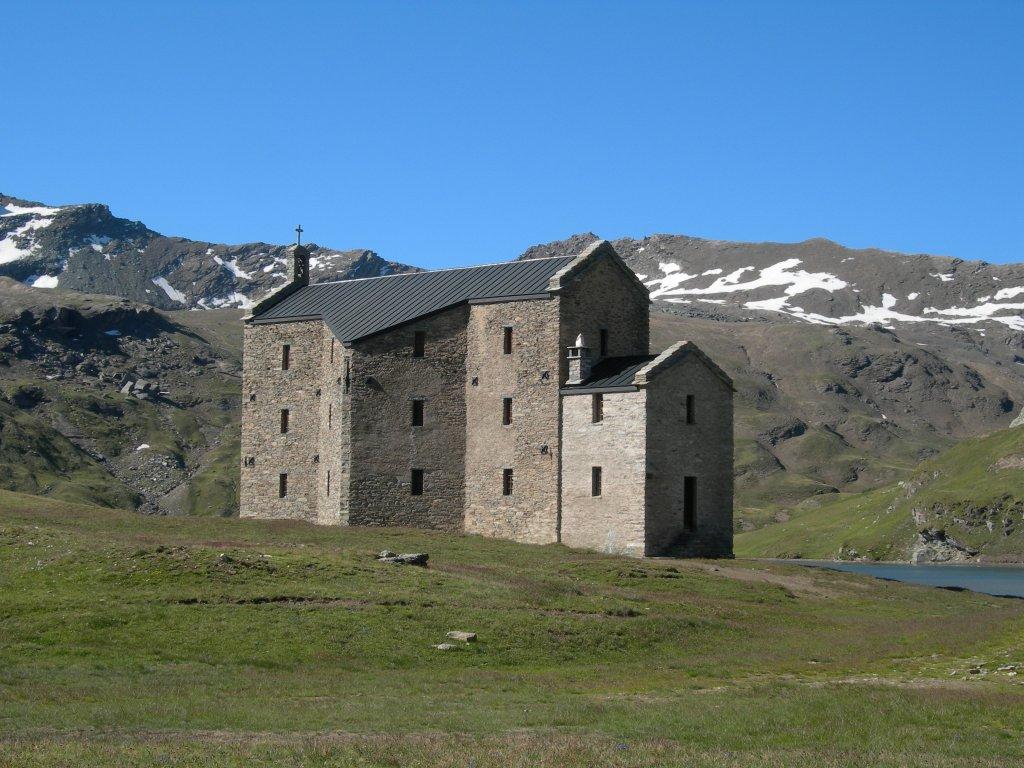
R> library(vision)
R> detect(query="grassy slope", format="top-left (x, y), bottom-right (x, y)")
top-left (649, 315), bottom-right (964, 529)
top-left (0, 396), bottom-right (137, 508)
top-left (0, 289), bottom-right (244, 514)
top-left (1, 490), bottom-right (1023, 767)
top-left (737, 426), bottom-right (1024, 561)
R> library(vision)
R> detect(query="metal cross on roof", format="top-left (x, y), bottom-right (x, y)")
top-left (295, 224), bottom-right (303, 246)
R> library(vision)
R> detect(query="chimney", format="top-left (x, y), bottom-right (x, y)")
top-left (567, 332), bottom-right (592, 385)
top-left (288, 243), bottom-right (310, 287)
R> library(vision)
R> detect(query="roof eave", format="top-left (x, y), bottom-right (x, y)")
top-left (559, 385), bottom-right (640, 395)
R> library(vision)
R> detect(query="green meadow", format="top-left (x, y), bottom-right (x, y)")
top-left (1, 489), bottom-right (1023, 767)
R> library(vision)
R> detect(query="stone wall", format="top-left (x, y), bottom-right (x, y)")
top-left (316, 335), bottom-right (351, 525)
top-left (644, 355), bottom-right (734, 557)
top-left (557, 251), bottom-right (650, 383)
top-left (464, 298), bottom-right (562, 544)
top-left (347, 305), bottom-right (469, 531)
top-left (240, 320), bottom-right (325, 521)
top-left (560, 390), bottom-right (648, 557)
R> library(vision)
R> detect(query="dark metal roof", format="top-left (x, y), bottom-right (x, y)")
top-left (560, 355), bottom-right (656, 393)
top-left (251, 255), bottom-right (574, 342)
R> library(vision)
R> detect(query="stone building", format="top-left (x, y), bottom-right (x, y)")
top-left (240, 239), bottom-right (733, 557)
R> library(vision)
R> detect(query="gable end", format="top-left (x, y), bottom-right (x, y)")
top-left (547, 240), bottom-right (650, 301)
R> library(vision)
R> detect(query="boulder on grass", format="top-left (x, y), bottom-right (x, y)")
top-left (375, 551), bottom-right (429, 566)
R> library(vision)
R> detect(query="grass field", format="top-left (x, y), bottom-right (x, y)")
top-left (2, 489), bottom-right (1023, 767)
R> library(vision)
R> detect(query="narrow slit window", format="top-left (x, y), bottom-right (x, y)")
top-left (503, 326), bottom-right (513, 355)
top-left (686, 394), bottom-right (695, 425)
top-left (343, 358), bottom-right (350, 393)
top-left (502, 468), bottom-right (513, 496)
top-left (280, 409), bottom-right (289, 434)
top-left (599, 329), bottom-right (608, 358)
top-left (684, 476), bottom-right (697, 531)
top-left (411, 399), bottom-right (424, 426)
top-left (502, 397), bottom-right (512, 426)
top-left (591, 466), bottom-right (602, 497)
top-left (278, 473), bottom-right (288, 498)
top-left (328, 403), bottom-right (332, 428)
top-left (592, 393), bottom-right (603, 423)
top-left (411, 468), bottom-right (424, 496)
top-left (326, 470), bottom-right (331, 497)
top-left (413, 331), bottom-right (426, 358)
top-left (330, 338), bottom-right (335, 363)
top-left (281, 344), bottom-right (290, 370)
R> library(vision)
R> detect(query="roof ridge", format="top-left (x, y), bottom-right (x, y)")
top-left (309, 253), bottom-right (574, 288)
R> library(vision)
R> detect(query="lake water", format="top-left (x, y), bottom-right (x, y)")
top-left (780, 560), bottom-right (1024, 598)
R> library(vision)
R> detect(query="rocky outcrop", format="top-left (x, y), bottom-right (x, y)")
top-left (910, 528), bottom-right (979, 563)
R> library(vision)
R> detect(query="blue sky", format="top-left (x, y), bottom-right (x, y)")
top-left (5, 1), bottom-right (1022, 268)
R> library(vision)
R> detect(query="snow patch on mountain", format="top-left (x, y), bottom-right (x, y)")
top-left (86, 234), bottom-right (111, 252)
top-left (646, 259), bottom-right (848, 300)
top-left (0, 219), bottom-right (52, 264)
top-left (995, 286), bottom-right (1024, 301)
top-left (645, 259), bottom-right (1024, 331)
top-left (152, 277), bottom-right (186, 304)
top-left (213, 255), bottom-right (252, 280)
top-left (197, 292), bottom-right (254, 310)
top-left (1, 203), bottom-right (63, 218)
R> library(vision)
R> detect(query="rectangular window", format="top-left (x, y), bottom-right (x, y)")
top-left (503, 326), bottom-right (513, 355)
top-left (343, 358), bottom-right (350, 393)
top-left (686, 394), bottom-right (695, 425)
top-left (413, 331), bottom-right (426, 358)
top-left (326, 470), bottom-right (331, 497)
top-left (280, 408), bottom-right (289, 434)
top-left (599, 328), bottom-right (608, 358)
top-left (592, 393), bottom-right (603, 423)
top-left (281, 344), bottom-right (290, 370)
top-left (412, 398), bottom-right (424, 426)
top-left (278, 473), bottom-right (288, 498)
top-left (411, 468), bottom-right (424, 496)
top-left (684, 476), bottom-right (697, 531)
top-left (502, 397), bottom-right (512, 426)
top-left (502, 468), bottom-right (513, 496)
top-left (592, 466), bottom-right (602, 497)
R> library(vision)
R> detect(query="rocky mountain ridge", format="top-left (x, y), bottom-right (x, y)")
top-left (6, 194), bottom-right (1024, 337)
top-left (524, 232), bottom-right (1024, 332)
top-left (0, 194), bottom-right (414, 310)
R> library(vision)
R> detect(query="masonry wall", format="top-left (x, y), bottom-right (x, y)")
top-left (315, 335), bottom-right (351, 526)
top-left (557, 252), bottom-right (650, 382)
top-left (347, 305), bottom-right (469, 531)
top-left (240, 320), bottom-right (325, 522)
top-left (560, 390), bottom-right (648, 557)
top-left (464, 298), bottom-right (562, 544)
top-left (644, 357), bottom-right (734, 557)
